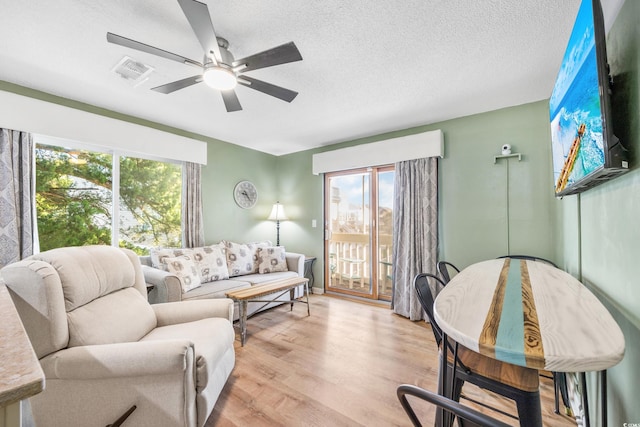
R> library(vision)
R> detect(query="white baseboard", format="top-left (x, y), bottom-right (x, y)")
top-left (311, 286), bottom-right (324, 295)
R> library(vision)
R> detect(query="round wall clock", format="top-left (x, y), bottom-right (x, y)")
top-left (233, 180), bottom-right (258, 209)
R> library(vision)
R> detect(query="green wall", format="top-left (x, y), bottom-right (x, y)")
top-left (555, 0), bottom-right (640, 423)
top-left (437, 101), bottom-right (556, 267)
top-left (201, 141), bottom-right (279, 244)
top-left (273, 150), bottom-right (324, 259)
top-left (278, 100), bottom-right (558, 289)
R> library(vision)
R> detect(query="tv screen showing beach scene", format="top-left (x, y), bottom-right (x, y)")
top-left (549, 0), bottom-right (605, 196)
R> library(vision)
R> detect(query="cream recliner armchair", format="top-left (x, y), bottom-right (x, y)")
top-left (0, 245), bottom-right (235, 427)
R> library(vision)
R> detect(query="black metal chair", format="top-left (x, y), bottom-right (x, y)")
top-left (397, 384), bottom-right (512, 427)
top-left (437, 261), bottom-right (460, 284)
top-left (496, 255), bottom-right (570, 415)
top-left (414, 273), bottom-right (542, 426)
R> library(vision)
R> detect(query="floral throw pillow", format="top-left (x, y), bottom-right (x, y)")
top-left (257, 246), bottom-right (288, 274)
top-left (191, 245), bottom-right (230, 282)
top-left (224, 240), bottom-right (271, 276)
top-left (162, 255), bottom-right (202, 292)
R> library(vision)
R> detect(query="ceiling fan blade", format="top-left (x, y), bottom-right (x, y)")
top-left (221, 90), bottom-right (242, 112)
top-left (177, 0), bottom-right (222, 62)
top-left (151, 75), bottom-right (202, 94)
top-left (107, 32), bottom-right (201, 68)
top-left (238, 76), bottom-right (298, 103)
top-left (233, 42), bottom-right (302, 73)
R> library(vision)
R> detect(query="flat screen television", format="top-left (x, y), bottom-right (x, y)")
top-left (549, 0), bottom-right (628, 197)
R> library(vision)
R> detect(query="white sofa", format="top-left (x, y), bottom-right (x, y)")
top-left (0, 245), bottom-right (235, 427)
top-left (141, 241), bottom-right (305, 319)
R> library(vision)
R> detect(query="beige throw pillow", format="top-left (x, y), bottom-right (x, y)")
top-left (224, 240), bottom-right (271, 276)
top-left (163, 255), bottom-right (202, 292)
top-left (257, 246), bottom-right (288, 274)
top-left (192, 245), bottom-right (230, 282)
top-left (150, 247), bottom-right (194, 271)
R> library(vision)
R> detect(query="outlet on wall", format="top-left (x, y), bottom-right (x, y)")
top-left (311, 219), bottom-right (317, 228)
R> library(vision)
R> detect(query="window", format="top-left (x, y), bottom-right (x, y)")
top-left (35, 141), bottom-right (182, 254)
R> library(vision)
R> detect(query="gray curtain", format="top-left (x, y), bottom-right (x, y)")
top-left (0, 129), bottom-right (34, 268)
top-left (391, 157), bottom-right (438, 320)
top-left (183, 161), bottom-right (205, 248)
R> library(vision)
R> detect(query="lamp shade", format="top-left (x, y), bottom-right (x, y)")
top-left (267, 202), bottom-right (288, 221)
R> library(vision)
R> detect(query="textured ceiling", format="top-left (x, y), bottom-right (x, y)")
top-left (0, 0), bottom-right (623, 155)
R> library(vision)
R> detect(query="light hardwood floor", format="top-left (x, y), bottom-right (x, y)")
top-left (207, 294), bottom-right (577, 427)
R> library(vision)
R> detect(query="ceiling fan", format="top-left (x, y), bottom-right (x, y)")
top-left (106, 0), bottom-right (302, 112)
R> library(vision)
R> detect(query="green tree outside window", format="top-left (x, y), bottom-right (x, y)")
top-left (35, 144), bottom-right (182, 254)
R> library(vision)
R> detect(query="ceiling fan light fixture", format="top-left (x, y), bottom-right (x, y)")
top-left (203, 66), bottom-right (237, 90)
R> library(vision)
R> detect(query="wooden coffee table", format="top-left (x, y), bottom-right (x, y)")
top-left (226, 276), bottom-right (310, 346)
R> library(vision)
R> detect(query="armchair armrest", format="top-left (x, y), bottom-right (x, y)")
top-left (141, 265), bottom-right (183, 303)
top-left (285, 252), bottom-right (305, 277)
top-left (39, 340), bottom-right (195, 380)
top-left (152, 299), bottom-right (234, 325)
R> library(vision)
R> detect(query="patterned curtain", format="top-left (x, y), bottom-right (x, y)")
top-left (0, 129), bottom-right (34, 268)
top-left (182, 161), bottom-right (204, 248)
top-left (391, 157), bottom-right (438, 320)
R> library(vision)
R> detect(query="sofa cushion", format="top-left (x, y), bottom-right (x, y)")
top-left (192, 246), bottom-right (230, 282)
top-left (224, 241), bottom-right (271, 276)
top-left (163, 255), bottom-right (202, 292)
top-left (181, 279), bottom-right (252, 300)
top-left (257, 246), bottom-right (288, 274)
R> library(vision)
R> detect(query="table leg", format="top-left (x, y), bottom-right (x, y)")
top-left (239, 301), bottom-right (247, 346)
top-left (516, 394), bottom-right (543, 427)
top-left (289, 288), bottom-right (295, 311)
top-left (305, 281), bottom-right (310, 315)
top-left (435, 351), bottom-right (445, 427)
top-left (579, 370), bottom-right (609, 427)
top-left (601, 370), bottom-right (607, 427)
top-left (441, 333), bottom-right (448, 398)
top-left (437, 332), bottom-right (450, 427)
top-left (581, 372), bottom-right (590, 427)
top-left (553, 372), bottom-right (560, 414)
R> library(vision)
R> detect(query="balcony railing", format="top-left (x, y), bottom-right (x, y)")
top-left (328, 233), bottom-right (392, 297)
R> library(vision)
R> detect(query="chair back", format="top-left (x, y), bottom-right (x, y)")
top-left (1, 245), bottom-right (156, 358)
top-left (397, 384), bottom-right (512, 427)
top-left (414, 273), bottom-right (446, 347)
top-left (436, 261), bottom-right (460, 284)
top-left (497, 254), bottom-right (558, 268)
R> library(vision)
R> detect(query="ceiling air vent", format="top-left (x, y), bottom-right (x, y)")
top-left (112, 56), bottom-right (154, 85)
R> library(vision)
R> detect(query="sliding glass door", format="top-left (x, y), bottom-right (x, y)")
top-left (325, 166), bottom-right (394, 301)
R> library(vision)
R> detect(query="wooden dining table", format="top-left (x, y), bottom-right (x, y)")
top-left (433, 258), bottom-right (625, 426)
